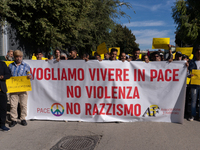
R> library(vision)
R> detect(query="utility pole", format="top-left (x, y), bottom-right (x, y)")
top-left (0, 23), bottom-right (8, 56)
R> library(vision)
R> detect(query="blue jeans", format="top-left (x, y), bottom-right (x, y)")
top-left (191, 87), bottom-right (200, 117)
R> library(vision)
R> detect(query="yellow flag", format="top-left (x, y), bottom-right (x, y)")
top-left (4, 61), bottom-right (14, 67)
top-left (6, 76), bottom-right (32, 93)
top-left (100, 54), bottom-right (104, 60)
top-left (32, 55), bottom-right (37, 60)
top-left (176, 47), bottom-right (193, 57)
top-left (152, 38), bottom-right (170, 49)
top-left (92, 51), bottom-right (95, 56)
top-left (109, 47), bottom-right (120, 56)
top-left (139, 54), bottom-right (142, 60)
top-left (97, 42), bottom-right (107, 54)
top-left (191, 69), bottom-right (200, 85)
top-left (41, 57), bottom-right (48, 60)
top-left (189, 54), bottom-right (194, 60)
top-left (173, 52), bottom-right (176, 59)
top-left (186, 77), bottom-right (190, 85)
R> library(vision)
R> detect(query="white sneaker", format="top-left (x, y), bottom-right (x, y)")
top-left (189, 117), bottom-right (194, 121)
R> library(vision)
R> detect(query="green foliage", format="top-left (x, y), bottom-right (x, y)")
top-left (1, 0), bottom-right (94, 53)
top-left (0, 0), bottom-right (135, 55)
top-left (109, 24), bottom-right (138, 54)
top-left (172, 0), bottom-right (200, 47)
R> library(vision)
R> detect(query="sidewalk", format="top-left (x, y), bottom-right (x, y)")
top-left (0, 119), bottom-right (200, 150)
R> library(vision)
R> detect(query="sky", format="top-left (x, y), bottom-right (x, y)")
top-left (118, 0), bottom-right (177, 51)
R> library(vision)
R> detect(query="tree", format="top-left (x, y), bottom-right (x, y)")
top-left (109, 24), bottom-right (138, 54)
top-left (0, 0), bottom-right (133, 55)
top-left (0, 0), bottom-right (94, 54)
top-left (172, 0), bottom-right (200, 47)
top-left (79, 0), bottom-right (133, 54)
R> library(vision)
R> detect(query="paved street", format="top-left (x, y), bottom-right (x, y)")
top-left (0, 119), bottom-right (200, 150)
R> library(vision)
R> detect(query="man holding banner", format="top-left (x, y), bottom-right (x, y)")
top-left (8, 50), bottom-right (32, 127)
top-left (68, 46), bottom-right (81, 60)
top-left (35, 49), bottom-right (43, 60)
top-left (132, 48), bottom-right (141, 61)
top-left (175, 51), bottom-right (183, 61)
top-left (0, 61), bottom-right (11, 131)
top-left (109, 48), bottom-right (118, 61)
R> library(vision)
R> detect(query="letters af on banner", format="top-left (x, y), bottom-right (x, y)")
top-left (25, 60), bottom-right (187, 123)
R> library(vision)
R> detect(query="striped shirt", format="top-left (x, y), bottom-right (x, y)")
top-left (9, 61), bottom-right (31, 76)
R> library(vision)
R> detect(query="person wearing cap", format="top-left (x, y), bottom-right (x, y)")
top-left (8, 50), bottom-right (32, 127)
top-left (182, 54), bottom-right (189, 62)
top-left (175, 51), bottom-right (182, 60)
top-left (173, 51), bottom-right (189, 68)
top-left (188, 45), bottom-right (200, 121)
top-left (159, 53), bottom-right (164, 61)
top-left (0, 61), bottom-right (11, 131)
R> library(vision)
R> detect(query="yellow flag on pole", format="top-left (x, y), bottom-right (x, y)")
top-left (97, 42), bottom-right (107, 54)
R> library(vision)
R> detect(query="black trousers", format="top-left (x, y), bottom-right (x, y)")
top-left (0, 91), bottom-right (7, 127)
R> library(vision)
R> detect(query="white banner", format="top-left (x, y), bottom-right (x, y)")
top-left (25, 60), bottom-right (187, 123)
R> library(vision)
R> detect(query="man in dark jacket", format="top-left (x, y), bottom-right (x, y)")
top-left (188, 45), bottom-right (200, 121)
top-left (0, 61), bottom-right (11, 131)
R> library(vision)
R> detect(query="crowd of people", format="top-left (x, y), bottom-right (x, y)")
top-left (0, 44), bottom-right (199, 131)
top-left (32, 45), bottom-right (190, 63)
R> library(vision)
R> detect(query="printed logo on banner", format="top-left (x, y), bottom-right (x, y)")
top-left (142, 105), bottom-right (160, 117)
top-left (51, 103), bottom-right (65, 117)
